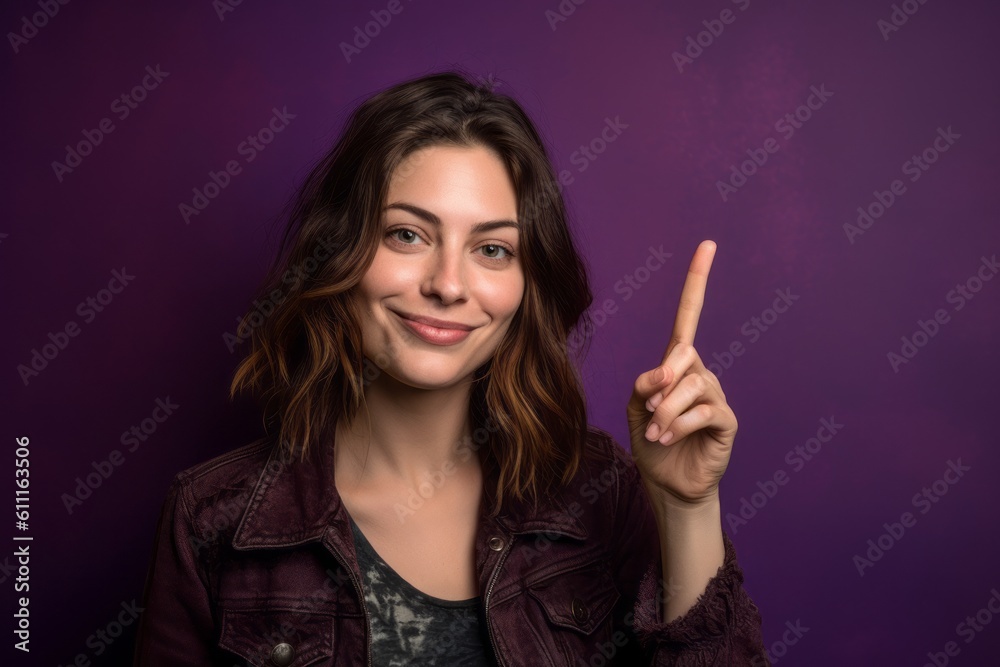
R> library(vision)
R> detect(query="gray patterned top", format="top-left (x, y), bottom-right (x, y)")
top-left (348, 515), bottom-right (495, 666)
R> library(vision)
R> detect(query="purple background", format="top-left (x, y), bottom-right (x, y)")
top-left (5, 0), bottom-right (1000, 664)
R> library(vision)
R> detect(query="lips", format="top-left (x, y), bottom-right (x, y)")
top-left (390, 310), bottom-right (476, 346)
top-left (391, 310), bottom-right (475, 331)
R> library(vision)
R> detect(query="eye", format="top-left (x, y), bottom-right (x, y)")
top-left (386, 227), bottom-right (423, 246)
top-left (478, 243), bottom-right (517, 264)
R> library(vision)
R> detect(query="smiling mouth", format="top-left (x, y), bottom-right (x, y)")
top-left (390, 309), bottom-right (475, 330)
top-left (390, 310), bottom-right (476, 346)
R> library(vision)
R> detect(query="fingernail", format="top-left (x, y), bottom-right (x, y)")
top-left (645, 422), bottom-right (660, 441)
top-left (652, 367), bottom-right (664, 383)
top-left (659, 431), bottom-right (674, 445)
top-left (647, 392), bottom-right (664, 412)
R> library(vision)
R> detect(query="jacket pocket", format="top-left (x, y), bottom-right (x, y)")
top-left (526, 562), bottom-right (621, 635)
top-left (218, 606), bottom-right (334, 667)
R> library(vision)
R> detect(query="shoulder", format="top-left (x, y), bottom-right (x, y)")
top-left (579, 424), bottom-right (639, 482)
top-left (561, 425), bottom-right (643, 515)
top-left (164, 436), bottom-right (275, 543)
top-left (173, 436), bottom-right (274, 494)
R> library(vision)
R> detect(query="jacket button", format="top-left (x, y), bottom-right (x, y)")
top-left (572, 597), bottom-right (588, 624)
top-left (270, 642), bottom-right (295, 666)
top-left (488, 536), bottom-right (504, 551)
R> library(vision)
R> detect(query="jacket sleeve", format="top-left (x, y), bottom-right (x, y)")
top-left (611, 439), bottom-right (770, 666)
top-left (133, 475), bottom-right (222, 666)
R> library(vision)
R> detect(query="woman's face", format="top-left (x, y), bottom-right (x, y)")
top-left (355, 143), bottom-right (525, 390)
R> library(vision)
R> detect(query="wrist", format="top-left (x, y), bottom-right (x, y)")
top-left (642, 482), bottom-right (721, 523)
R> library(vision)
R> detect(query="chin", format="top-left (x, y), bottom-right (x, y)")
top-left (380, 360), bottom-right (476, 390)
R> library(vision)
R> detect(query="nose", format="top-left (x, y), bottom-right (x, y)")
top-left (420, 244), bottom-right (468, 305)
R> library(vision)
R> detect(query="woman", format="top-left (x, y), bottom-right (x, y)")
top-left (134, 70), bottom-right (768, 666)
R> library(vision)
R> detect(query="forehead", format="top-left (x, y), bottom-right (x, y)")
top-left (386, 144), bottom-right (518, 218)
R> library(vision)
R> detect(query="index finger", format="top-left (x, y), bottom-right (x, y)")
top-left (662, 240), bottom-right (717, 364)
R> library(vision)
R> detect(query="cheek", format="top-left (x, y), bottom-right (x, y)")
top-left (476, 274), bottom-right (525, 321)
top-left (361, 250), bottom-right (411, 295)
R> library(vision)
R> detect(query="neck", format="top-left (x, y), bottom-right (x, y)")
top-left (334, 372), bottom-right (479, 489)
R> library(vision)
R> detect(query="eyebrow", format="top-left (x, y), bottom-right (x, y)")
top-left (383, 202), bottom-right (519, 234)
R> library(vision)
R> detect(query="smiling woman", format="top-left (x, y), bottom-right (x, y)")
top-left (133, 69), bottom-right (768, 666)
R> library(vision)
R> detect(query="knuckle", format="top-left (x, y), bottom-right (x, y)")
top-left (686, 372), bottom-right (707, 393)
top-left (682, 343), bottom-right (698, 363)
top-left (679, 293), bottom-right (700, 310)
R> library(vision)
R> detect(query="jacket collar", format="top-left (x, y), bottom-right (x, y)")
top-left (231, 435), bottom-right (342, 550)
top-left (231, 432), bottom-right (588, 551)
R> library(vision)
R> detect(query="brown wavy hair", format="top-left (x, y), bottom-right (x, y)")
top-left (230, 68), bottom-right (598, 516)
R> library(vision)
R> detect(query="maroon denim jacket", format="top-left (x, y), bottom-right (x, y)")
top-left (133, 426), bottom-right (768, 666)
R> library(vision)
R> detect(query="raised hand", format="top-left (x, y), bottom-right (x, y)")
top-left (626, 240), bottom-right (738, 508)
